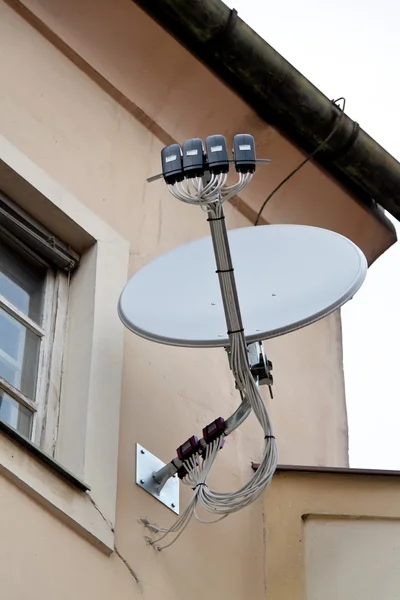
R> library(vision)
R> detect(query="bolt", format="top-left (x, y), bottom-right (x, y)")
top-left (211, 302), bottom-right (216, 306)
top-left (140, 479), bottom-right (145, 484)
top-left (272, 293), bottom-right (276, 297)
top-left (171, 503), bottom-right (176, 508)
top-left (140, 449), bottom-right (145, 454)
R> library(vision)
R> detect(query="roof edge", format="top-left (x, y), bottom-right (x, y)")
top-left (133, 0), bottom-right (400, 228)
top-left (252, 463), bottom-right (400, 478)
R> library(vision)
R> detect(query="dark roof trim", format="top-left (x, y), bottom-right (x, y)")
top-left (134, 0), bottom-right (400, 223)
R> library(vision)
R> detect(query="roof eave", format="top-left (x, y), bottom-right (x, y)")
top-left (133, 0), bottom-right (400, 231)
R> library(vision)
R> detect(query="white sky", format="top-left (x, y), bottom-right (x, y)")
top-left (225, 0), bottom-right (400, 468)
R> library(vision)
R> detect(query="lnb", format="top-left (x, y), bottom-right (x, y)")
top-left (155, 133), bottom-right (263, 185)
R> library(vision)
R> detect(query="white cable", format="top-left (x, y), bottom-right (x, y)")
top-left (143, 168), bottom-right (277, 549)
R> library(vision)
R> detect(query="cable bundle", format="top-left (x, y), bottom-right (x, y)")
top-left (143, 174), bottom-right (277, 549)
top-left (167, 171), bottom-right (252, 208)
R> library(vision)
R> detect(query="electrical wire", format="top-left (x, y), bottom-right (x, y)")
top-left (254, 97), bottom-right (347, 225)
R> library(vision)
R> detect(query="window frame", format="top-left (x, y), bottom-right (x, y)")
top-left (38, 270), bottom-right (70, 454)
top-left (0, 209), bottom-right (70, 449)
top-left (0, 133), bottom-right (129, 554)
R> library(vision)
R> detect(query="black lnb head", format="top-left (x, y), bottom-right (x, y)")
top-left (161, 144), bottom-right (183, 184)
top-left (205, 135), bottom-right (229, 175)
top-left (182, 138), bottom-right (205, 178)
top-left (233, 133), bottom-right (256, 173)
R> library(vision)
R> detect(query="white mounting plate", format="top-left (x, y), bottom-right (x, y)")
top-left (136, 444), bottom-right (179, 514)
top-left (119, 224), bottom-right (367, 348)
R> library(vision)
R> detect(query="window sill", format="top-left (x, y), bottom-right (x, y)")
top-left (0, 419), bottom-right (89, 492)
top-left (0, 428), bottom-right (114, 554)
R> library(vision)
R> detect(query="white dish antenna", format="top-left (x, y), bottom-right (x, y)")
top-left (119, 224), bottom-right (367, 348)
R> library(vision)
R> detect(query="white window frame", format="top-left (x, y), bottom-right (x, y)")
top-left (0, 134), bottom-right (129, 554)
top-left (36, 269), bottom-right (68, 452)
top-left (0, 230), bottom-right (68, 449)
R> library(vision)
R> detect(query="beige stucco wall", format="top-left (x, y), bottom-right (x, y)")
top-left (0, 0), bottom-right (350, 466)
top-left (265, 469), bottom-right (400, 600)
top-left (6, 0), bottom-right (395, 264)
top-left (0, 1), bottom-right (393, 598)
top-left (305, 517), bottom-right (400, 600)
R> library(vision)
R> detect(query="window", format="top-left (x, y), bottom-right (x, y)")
top-left (0, 133), bottom-right (128, 552)
top-left (0, 191), bottom-right (78, 448)
top-left (0, 233), bottom-right (56, 440)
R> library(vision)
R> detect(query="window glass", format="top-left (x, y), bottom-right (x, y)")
top-left (0, 389), bottom-right (33, 438)
top-left (0, 307), bottom-right (41, 399)
top-left (0, 237), bottom-right (46, 323)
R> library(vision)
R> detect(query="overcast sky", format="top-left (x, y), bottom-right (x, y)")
top-left (225, 0), bottom-right (400, 469)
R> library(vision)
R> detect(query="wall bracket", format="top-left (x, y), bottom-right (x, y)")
top-left (135, 444), bottom-right (180, 514)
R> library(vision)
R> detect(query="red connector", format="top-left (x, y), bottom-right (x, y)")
top-left (176, 435), bottom-right (199, 462)
top-left (202, 417), bottom-right (226, 443)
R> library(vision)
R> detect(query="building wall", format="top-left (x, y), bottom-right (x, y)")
top-left (305, 517), bottom-right (400, 600)
top-left (6, 0), bottom-right (395, 264)
top-left (265, 469), bottom-right (400, 600)
top-left (0, 1), bottom-right (388, 598)
top-left (0, 0), bottom-right (350, 468)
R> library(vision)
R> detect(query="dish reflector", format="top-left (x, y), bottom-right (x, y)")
top-left (118, 225), bottom-right (367, 348)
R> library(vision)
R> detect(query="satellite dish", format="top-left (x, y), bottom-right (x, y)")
top-left (118, 224), bottom-right (367, 348)
top-left (126, 135), bottom-right (369, 540)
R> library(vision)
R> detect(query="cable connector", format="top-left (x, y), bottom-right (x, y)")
top-left (198, 436), bottom-right (224, 460)
top-left (176, 435), bottom-right (199, 462)
top-left (175, 436), bottom-right (200, 479)
top-left (202, 417), bottom-right (226, 443)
